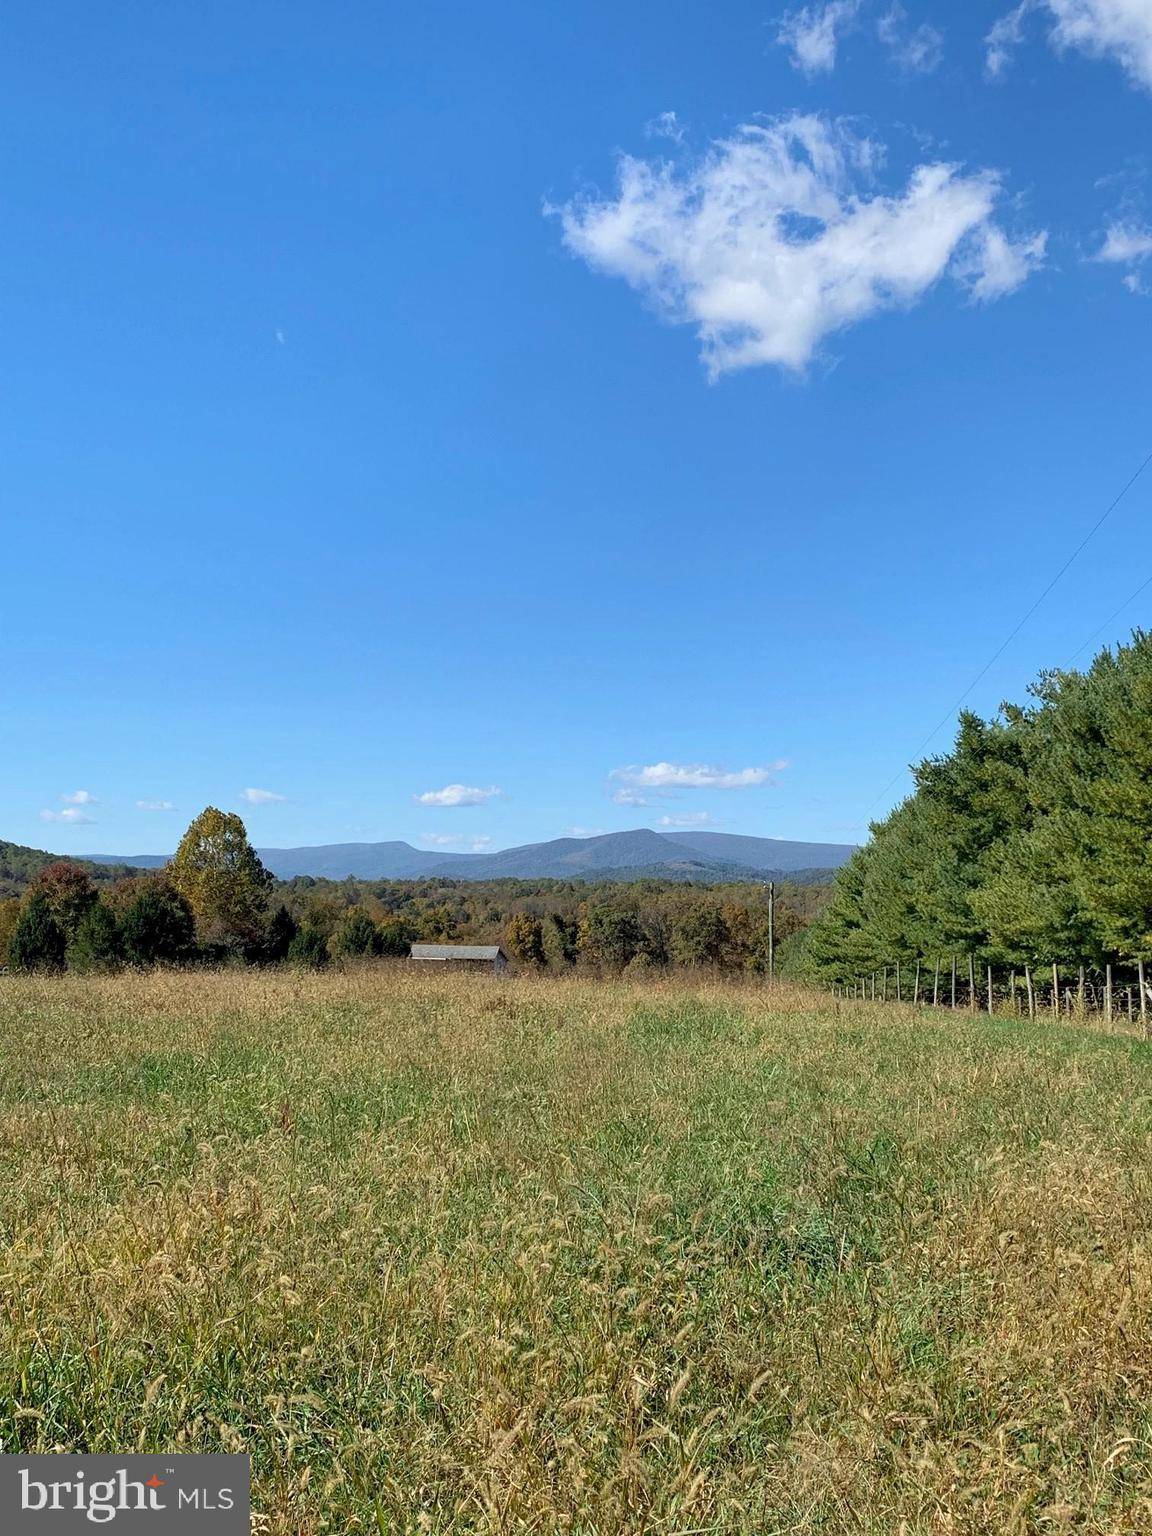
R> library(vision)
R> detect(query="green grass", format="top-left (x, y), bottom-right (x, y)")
top-left (2, 967), bottom-right (1152, 1533)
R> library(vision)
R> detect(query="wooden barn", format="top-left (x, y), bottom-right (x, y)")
top-left (409, 943), bottom-right (509, 973)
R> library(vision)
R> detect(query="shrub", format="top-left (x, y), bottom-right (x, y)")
top-left (288, 926), bottom-right (331, 970)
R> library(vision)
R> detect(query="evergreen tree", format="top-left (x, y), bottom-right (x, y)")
top-left (10, 890), bottom-right (66, 973)
top-left (377, 916), bottom-right (415, 957)
top-left (264, 904), bottom-right (298, 962)
top-left (120, 882), bottom-right (196, 967)
top-left (66, 901), bottom-right (123, 973)
top-left (288, 925), bottom-right (331, 969)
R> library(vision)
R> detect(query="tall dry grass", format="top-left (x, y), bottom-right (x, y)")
top-left (1, 967), bottom-right (1151, 1532)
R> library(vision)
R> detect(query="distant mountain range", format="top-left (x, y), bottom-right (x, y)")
top-left (83, 828), bottom-right (856, 884)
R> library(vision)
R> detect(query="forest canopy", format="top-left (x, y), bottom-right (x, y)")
top-left (798, 630), bottom-right (1152, 986)
top-left (0, 807), bottom-right (827, 975)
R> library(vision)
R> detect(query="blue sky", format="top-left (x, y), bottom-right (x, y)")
top-left (3, 0), bottom-right (1152, 856)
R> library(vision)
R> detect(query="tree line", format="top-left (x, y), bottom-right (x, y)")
top-left (794, 630), bottom-right (1152, 1011)
top-left (0, 807), bottom-right (825, 974)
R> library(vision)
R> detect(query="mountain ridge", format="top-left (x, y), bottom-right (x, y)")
top-left (79, 828), bottom-right (856, 883)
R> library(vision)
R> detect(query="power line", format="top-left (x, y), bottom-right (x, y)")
top-left (863, 445), bottom-right (1152, 820)
top-left (1066, 570), bottom-right (1152, 666)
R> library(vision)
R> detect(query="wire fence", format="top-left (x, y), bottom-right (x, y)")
top-left (830, 957), bottom-right (1151, 1030)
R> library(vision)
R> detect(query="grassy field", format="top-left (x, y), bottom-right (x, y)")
top-left (2, 969), bottom-right (1152, 1533)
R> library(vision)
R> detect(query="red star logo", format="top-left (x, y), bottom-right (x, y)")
top-left (146, 1476), bottom-right (165, 1489)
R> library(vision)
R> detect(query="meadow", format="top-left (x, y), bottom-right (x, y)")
top-left (1, 968), bottom-right (1152, 1534)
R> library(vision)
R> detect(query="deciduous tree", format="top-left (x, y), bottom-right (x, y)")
top-left (169, 808), bottom-right (273, 952)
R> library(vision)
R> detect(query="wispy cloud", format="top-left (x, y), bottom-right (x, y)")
top-left (1096, 221), bottom-right (1152, 261)
top-left (61, 789), bottom-right (97, 806)
top-left (877, 4), bottom-right (944, 71)
top-left (777, 1), bottom-right (861, 73)
top-left (137, 799), bottom-right (176, 812)
top-left (611, 761), bottom-right (787, 791)
top-left (40, 808), bottom-right (95, 825)
top-left (566, 825), bottom-right (607, 838)
top-left (556, 114), bottom-right (1045, 376)
top-left (985, 0), bottom-right (1032, 75)
top-left (239, 787), bottom-right (286, 806)
top-left (419, 833), bottom-right (494, 851)
top-left (415, 784), bottom-right (502, 807)
top-left (986, 0), bottom-right (1152, 90)
top-left (645, 109), bottom-right (685, 143)
top-left (657, 812), bottom-right (719, 828)
top-left (1094, 220), bottom-right (1152, 291)
top-left (611, 788), bottom-right (653, 807)
top-left (778, 1), bottom-right (942, 74)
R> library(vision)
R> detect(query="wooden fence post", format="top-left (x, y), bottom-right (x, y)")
top-left (895, 962), bottom-right (901, 1002)
top-left (933, 959), bottom-right (940, 1008)
top-left (951, 956), bottom-right (957, 1010)
top-left (1025, 964), bottom-right (1035, 1019)
top-left (987, 965), bottom-right (994, 1016)
top-left (1078, 965), bottom-right (1086, 1019)
top-left (1009, 969), bottom-right (1017, 1016)
top-left (1140, 959), bottom-right (1148, 1032)
top-left (1106, 964), bottom-right (1114, 1024)
top-left (1051, 963), bottom-right (1059, 1020)
top-left (882, 966), bottom-right (888, 1002)
top-left (968, 954), bottom-right (976, 1013)
top-left (914, 959), bottom-right (921, 1004)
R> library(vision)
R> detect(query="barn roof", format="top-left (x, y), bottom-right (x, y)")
top-left (410, 944), bottom-right (507, 961)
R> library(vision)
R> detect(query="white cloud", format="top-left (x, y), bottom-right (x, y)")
top-left (611, 788), bottom-right (653, 807)
top-left (987, 0), bottom-right (1152, 89)
top-left (556, 114), bottom-right (1045, 376)
top-left (137, 799), bottom-right (176, 812)
top-left (657, 812), bottom-right (719, 828)
top-left (61, 789), bottom-right (97, 806)
top-left (1094, 221), bottom-right (1152, 290)
top-left (566, 825), bottom-right (607, 838)
top-left (877, 4), bottom-right (944, 71)
top-left (240, 787), bottom-right (286, 806)
top-left (415, 783), bottom-right (502, 807)
top-left (40, 808), bottom-right (95, 825)
top-left (1097, 221), bottom-right (1152, 261)
top-left (986, 0), bottom-right (1032, 75)
top-left (961, 225), bottom-right (1048, 301)
top-left (777, 1), bottom-right (861, 72)
top-left (420, 833), bottom-right (493, 851)
top-left (611, 761), bottom-right (787, 790)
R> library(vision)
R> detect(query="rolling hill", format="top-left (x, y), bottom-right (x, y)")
top-left (80, 828), bottom-right (856, 884)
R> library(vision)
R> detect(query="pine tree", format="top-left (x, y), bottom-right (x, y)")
top-left (10, 890), bottom-right (66, 973)
top-left (66, 901), bottom-right (123, 973)
top-left (120, 882), bottom-right (196, 967)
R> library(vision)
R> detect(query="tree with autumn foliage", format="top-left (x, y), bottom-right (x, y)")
top-left (168, 808), bottom-right (273, 954)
